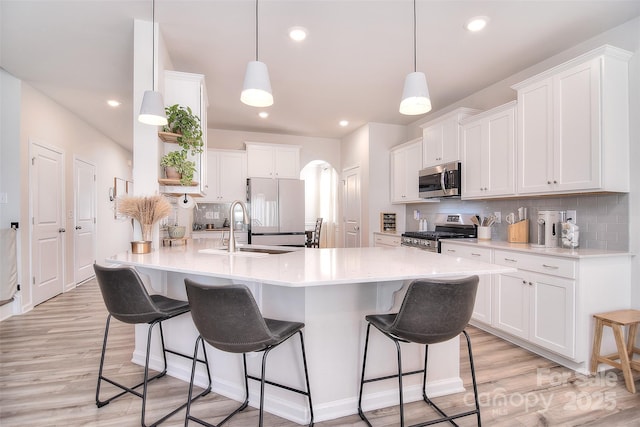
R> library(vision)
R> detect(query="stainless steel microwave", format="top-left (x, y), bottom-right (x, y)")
top-left (418, 161), bottom-right (461, 198)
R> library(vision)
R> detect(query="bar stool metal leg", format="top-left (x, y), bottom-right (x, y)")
top-left (358, 327), bottom-right (481, 426)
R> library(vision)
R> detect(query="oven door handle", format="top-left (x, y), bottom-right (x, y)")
top-left (440, 166), bottom-right (447, 195)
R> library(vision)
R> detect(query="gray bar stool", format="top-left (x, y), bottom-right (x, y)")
top-left (357, 276), bottom-right (481, 427)
top-left (93, 264), bottom-right (212, 427)
top-left (184, 279), bottom-right (314, 426)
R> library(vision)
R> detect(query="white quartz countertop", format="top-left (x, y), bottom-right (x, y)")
top-left (441, 238), bottom-right (634, 259)
top-left (106, 240), bottom-right (515, 287)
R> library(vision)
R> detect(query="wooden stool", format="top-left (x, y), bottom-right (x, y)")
top-left (590, 309), bottom-right (640, 393)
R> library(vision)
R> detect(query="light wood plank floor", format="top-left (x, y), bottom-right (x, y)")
top-left (1, 279), bottom-right (639, 426)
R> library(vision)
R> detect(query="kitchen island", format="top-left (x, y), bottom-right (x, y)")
top-left (106, 240), bottom-right (515, 423)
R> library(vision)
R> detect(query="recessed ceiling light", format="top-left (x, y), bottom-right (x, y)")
top-left (107, 99), bottom-right (121, 107)
top-left (259, 111), bottom-right (269, 119)
top-left (465, 16), bottom-right (489, 32)
top-left (289, 26), bottom-right (308, 42)
top-left (339, 120), bottom-right (349, 127)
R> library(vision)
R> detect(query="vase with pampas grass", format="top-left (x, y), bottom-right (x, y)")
top-left (117, 195), bottom-right (172, 253)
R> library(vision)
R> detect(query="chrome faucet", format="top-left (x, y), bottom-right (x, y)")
top-left (228, 200), bottom-right (249, 253)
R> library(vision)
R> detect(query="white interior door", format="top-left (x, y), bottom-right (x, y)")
top-left (31, 141), bottom-right (65, 306)
top-left (343, 166), bottom-right (361, 248)
top-left (74, 157), bottom-right (96, 284)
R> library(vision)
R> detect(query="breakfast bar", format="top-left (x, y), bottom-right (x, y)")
top-left (106, 240), bottom-right (515, 423)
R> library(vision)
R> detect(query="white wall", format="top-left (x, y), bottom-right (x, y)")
top-left (340, 123), bottom-right (406, 246)
top-left (16, 81), bottom-right (132, 312)
top-left (367, 123), bottom-right (407, 241)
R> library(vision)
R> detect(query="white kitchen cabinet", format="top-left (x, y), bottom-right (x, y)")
top-left (440, 239), bottom-right (631, 374)
top-left (390, 138), bottom-right (422, 203)
top-left (161, 71), bottom-right (208, 196)
top-left (461, 102), bottom-right (516, 199)
top-left (245, 142), bottom-right (300, 179)
top-left (420, 107), bottom-right (480, 168)
top-left (493, 250), bottom-right (576, 359)
top-left (372, 232), bottom-right (401, 247)
top-left (440, 243), bottom-right (492, 325)
top-left (513, 45), bottom-right (632, 195)
top-left (202, 149), bottom-right (247, 203)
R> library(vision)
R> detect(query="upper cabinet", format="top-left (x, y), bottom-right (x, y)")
top-left (161, 71), bottom-right (208, 195)
top-left (245, 142), bottom-right (300, 179)
top-left (461, 102), bottom-right (516, 199)
top-left (390, 138), bottom-right (423, 203)
top-left (420, 107), bottom-right (480, 168)
top-left (202, 149), bottom-right (247, 203)
top-left (512, 45), bottom-right (632, 195)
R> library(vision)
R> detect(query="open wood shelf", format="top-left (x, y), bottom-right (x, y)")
top-left (158, 178), bottom-right (198, 186)
top-left (158, 131), bottom-right (181, 143)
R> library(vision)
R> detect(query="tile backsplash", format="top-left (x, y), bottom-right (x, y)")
top-left (405, 193), bottom-right (629, 251)
top-left (193, 202), bottom-right (246, 229)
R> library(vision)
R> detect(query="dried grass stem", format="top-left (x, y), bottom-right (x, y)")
top-left (117, 195), bottom-right (172, 226)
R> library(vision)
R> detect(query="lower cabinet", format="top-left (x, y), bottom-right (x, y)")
top-left (493, 250), bottom-right (576, 358)
top-left (441, 241), bottom-right (632, 373)
top-left (493, 267), bottom-right (575, 358)
top-left (373, 232), bottom-right (401, 247)
top-left (440, 243), bottom-right (492, 325)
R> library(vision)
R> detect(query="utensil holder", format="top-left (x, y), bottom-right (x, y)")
top-left (477, 226), bottom-right (492, 240)
top-left (507, 219), bottom-right (529, 243)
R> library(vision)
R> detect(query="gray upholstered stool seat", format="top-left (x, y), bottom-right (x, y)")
top-left (358, 276), bottom-right (481, 427)
top-left (184, 279), bottom-right (314, 426)
top-left (94, 264), bottom-right (211, 427)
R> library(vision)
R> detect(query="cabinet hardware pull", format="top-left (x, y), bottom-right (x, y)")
top-left (504, 258), bottom-right (517, 262)
top-left (542, 264), bottom-right (559, 269)
top-left (529, 282), bottom-right (533, 286)
top-left (471, 253), bottom-right (481, 256)
top-left (447, 249), bottom-right (456, 253)
top-left (522, 280), bottom-right (527, 284)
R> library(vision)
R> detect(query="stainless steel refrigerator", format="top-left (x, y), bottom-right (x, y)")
top-left (247, 178), bottom-right (306, 246)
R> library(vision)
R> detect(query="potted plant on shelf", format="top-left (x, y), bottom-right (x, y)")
top-left (160, 150), bottom-right (196, 186)
top-left (116, 195), bottom-right (172, 253)
top-left (162, 104), bottom-right (204, 155)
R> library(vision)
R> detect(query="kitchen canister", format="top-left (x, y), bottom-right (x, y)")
top-left (560, 221), bottom-right (579, 248)
top-left (477, 226), bottom-right (492, 240)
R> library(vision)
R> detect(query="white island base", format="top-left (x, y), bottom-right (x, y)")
top-left (134, 270), bottom-right (459, 423)
top-left (109, 244), bottom-right (514, 424)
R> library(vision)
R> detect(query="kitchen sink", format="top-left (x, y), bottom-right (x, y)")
top-left (198, 246), bottom-right (294, 257)
top-left (237, 247), bottom-right (293, 254)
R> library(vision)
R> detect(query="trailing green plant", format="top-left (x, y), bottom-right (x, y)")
top-left (160, 150), bottom-right (197, 186)
top-left (163, 104), bottom-right (204, 155)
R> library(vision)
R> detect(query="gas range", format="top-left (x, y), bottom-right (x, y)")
top-left (401, 214), bottom-right (477, 253)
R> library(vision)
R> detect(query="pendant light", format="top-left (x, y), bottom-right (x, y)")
top-left (399, 0), bottom-right (431, 115)
top-left (138, 0), bottom-right (168, 126)
top-left (241, 0), bottom-right (273, 107)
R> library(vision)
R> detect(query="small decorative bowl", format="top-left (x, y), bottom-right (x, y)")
top-left (167, 226), bottom-right (186, 239)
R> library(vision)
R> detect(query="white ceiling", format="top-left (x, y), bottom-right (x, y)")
top-left (2, 0), bottom-right (639, 151)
